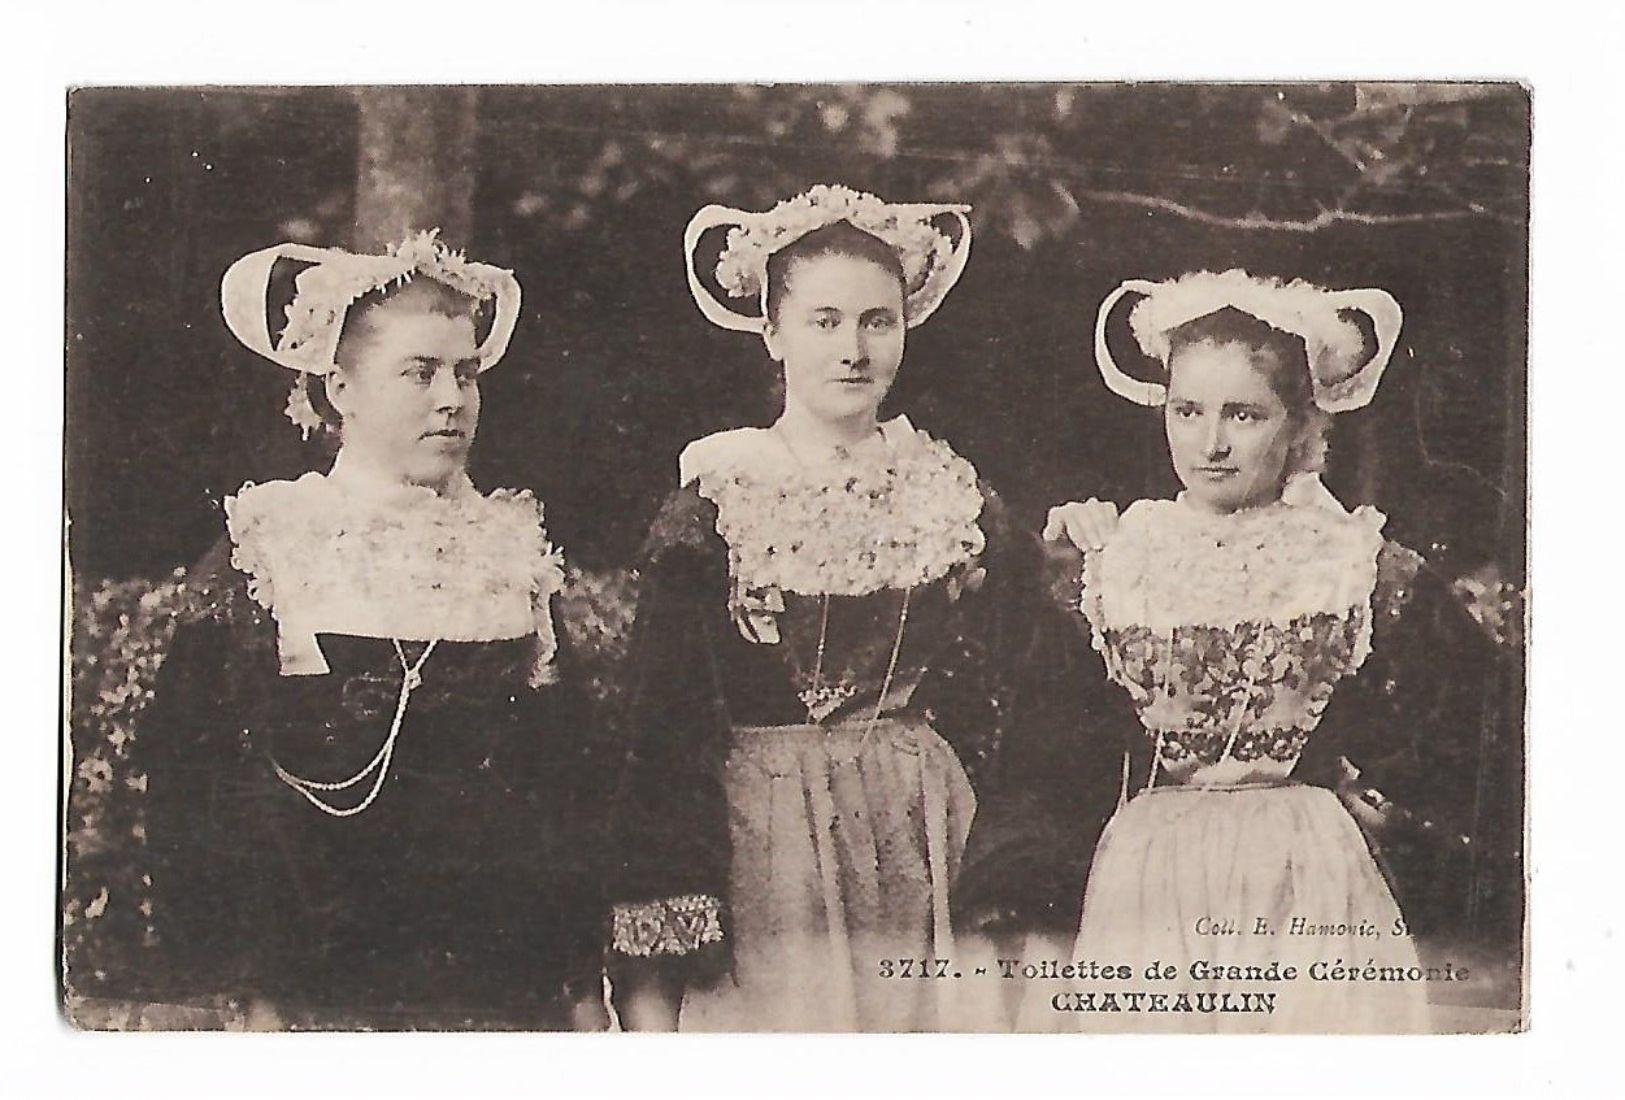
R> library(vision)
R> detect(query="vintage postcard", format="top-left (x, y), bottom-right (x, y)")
top-left (61, 82), bottom-right (1528, 1034)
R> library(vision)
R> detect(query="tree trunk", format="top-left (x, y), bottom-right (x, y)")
top-left (352, 87), bottom-right (478, 251)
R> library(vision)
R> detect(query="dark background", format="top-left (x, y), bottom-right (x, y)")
top-left (67, 83), bottom-right (1527, 577)
top-left (64, 84), bottom-right (1529, 1022)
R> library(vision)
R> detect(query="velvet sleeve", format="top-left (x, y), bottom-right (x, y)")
top-left (131, 535), bottom-right (281, 1003)
top-left (1300, 543), bottom-right (1504, 826)
top-left (507, 595), bottom-right (619, 993)
top-left (1294, 541), bottom-right (1519, 932)
top-left (603, 488), bottom-right (733, 961)
top-left (942, 508), bottom-right (1135, 940)
top-left (907, 486), bottom-right (1029, 791)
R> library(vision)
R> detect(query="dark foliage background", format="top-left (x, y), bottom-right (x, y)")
top-left (63, 84), bottom-right (1528, 1024)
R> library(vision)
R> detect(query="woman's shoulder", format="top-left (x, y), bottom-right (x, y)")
top-left (1118, 497), bottom-right (1172, 525)
top-left (478, 485), bottom-right (560, 555)
top-left (223, 472), bottom-right (332, 537)
top-left (220, 473), bottom-right (332, 610)
top-left (887, 415), bottom-right (980, 478)
top-left (640, 484), bottom-right (725, 565)
top-left (1370, 536), bottom-right (1465, 633)
top-left (483, 484), bottom-right (546, 523)
top-left (1108, 496), bottom-right (1383, 551)
top-left (479, 488), bottom-right (568, 603)
top-left (1096, 497), bottom-right (1175, 550)
top-left (677, 427), bottom-right (780, 488)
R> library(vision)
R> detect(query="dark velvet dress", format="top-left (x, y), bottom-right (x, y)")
top-left (605, 418), bottom-right (1087, 1031)
top-left (127, 468), bottom-right (609, 1028)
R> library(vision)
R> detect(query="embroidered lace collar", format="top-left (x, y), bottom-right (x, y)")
top-left (224, 464), bottom-right (565, 678)
top-left (1084, 497), bottom-right (1386, 634)
top-left (681, 415), bottom-right (987, 598)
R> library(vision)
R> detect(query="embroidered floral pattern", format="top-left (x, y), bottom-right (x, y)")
top-left (1102, 612), bottom-right (1368, 723)
top-left (1081, 499), bottom-right (1385, 777)
top-left (610, 894), bottom-right (725, 957)
top-left (1153, 725), bottom-right (1313, 766)
top-left (225, 474), bottom-right (566, 681)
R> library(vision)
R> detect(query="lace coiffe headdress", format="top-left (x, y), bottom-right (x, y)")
top-left (1094, 269), bottom-right (1403, 414)
top-left (684, 183), bottom-right (973, 333)
top-left (220, 230), bottom-right (522, 435)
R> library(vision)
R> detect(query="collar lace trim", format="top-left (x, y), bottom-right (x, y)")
top-left (686, 418), bottom-right (987, 599)
top-left (1082, 496), bottom-right (1385, 638)
top-left (225, 471), bottom-right (565, 680)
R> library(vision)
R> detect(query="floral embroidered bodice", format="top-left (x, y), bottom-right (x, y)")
top-left (223, 457), bottom-right (565, 683)
top-left (678, 415), bottom-right (988, 723)
top-left (1080, 497), bottom-right (1386, 788)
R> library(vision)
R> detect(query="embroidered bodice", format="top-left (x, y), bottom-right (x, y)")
top-left (1079, 496), bottom-right (1385, 788)
top-left (223, 458), bottom-right (565, 682)
top-left (677, 415), bottom-right (988, 723)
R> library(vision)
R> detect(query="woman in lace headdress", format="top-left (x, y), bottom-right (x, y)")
top-left (125, 234), bottom-right (610, 1029)
top-left (605, 186), bottom-right (1095, 1032)
top-left (966, 270), bottom-right (1499, 1032)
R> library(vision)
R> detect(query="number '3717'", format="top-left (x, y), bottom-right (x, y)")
top-left (877, 958), bottom-right (954, 979)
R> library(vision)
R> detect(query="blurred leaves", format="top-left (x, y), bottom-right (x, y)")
top-left (477, 83), bottom-right (1526, 250)
top-left (163, 83), bottom-right (1529, 259)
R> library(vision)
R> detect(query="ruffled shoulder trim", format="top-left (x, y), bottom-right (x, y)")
top-left (484, 486), bottom-right (568, 594)
top-left (223, 474), bottom-right (333, 612)
top-left (485, 488), bottom-right (567, 686)
top-left (1113, 497), bottom-right (1171, 539)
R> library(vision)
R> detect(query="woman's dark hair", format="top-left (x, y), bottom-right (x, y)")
top-left (763, 221), bottom-right (906, 325)
top-left (1164, 306), bottom-right (1331, 475)
top-left (299, 277), bottom-right (484, 438)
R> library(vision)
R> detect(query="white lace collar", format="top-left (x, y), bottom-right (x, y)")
top-left (225, 457), bottom-right (565, 679)
top-left (679, 415), bottom-right (987, 598)
top-left (1084, 495), bottom-right (1386, 634)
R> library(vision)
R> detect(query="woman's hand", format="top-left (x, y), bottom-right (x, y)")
top-left (608, 956), bottom-right (685, 1031)
top-left (1334, 756), bottom-right (1396, 835)
top-left (1042, 499), bottom-right (1121, 553)
top-left (566, 982), bottom-right (614, 1032)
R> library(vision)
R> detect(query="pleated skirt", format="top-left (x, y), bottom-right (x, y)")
top-left (1017, 783), bottom-right (1431, 1033)
top-left (679, 715), bottom-right (976, 1032)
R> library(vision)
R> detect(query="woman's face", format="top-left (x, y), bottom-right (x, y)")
top-left (1165, 340), bottom-right (1300, 513)
top-left (325, 301), bottom-right (481, 491)
top-left (764, 252), bottom-right (905, 427)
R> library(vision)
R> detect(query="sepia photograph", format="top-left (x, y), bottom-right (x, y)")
top-left (60, 81), bottom-right (1528, 1036)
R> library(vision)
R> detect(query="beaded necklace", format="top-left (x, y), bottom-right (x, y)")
top-left (770, 425), bottom-right (913, 752)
